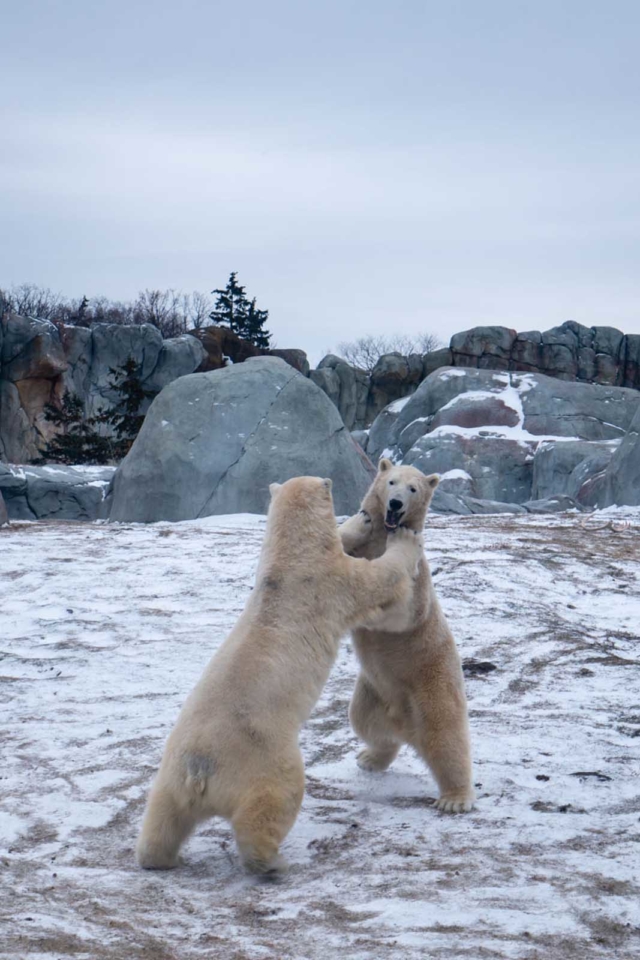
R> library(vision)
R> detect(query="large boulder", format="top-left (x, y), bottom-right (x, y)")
top-left (366, 353), bottom-right (423, 423)
top-left (311, 355), bottom-right (369, 430)
top-left (0, 314), bottom-right (208, 463)
top-left (365, 367), bottom-right (640, 506)
top-left (107, 357), bottom-right (373, 522)
top-left (531, 440), bottom-right (618, 500)
top-left (0, 464), bottom-right (114, 520)
top-left (369, 367), bottom-right (640, 465)
top-left (599, 404), bottom-right (640, 506)
top-left (404, 433), bottom-right (535, 503)
top-left (450, 326), bottom-right (517, 370)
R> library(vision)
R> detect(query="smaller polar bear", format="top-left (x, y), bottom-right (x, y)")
top-left (339, 459), bottom-right (475, 813)
top-left (136, 475), bottom-right (422, 875)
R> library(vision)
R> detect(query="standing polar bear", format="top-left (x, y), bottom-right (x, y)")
top-left (339, 459), bottom-right (475, 813)
top-left (137, 475), bottom-right (423, 875)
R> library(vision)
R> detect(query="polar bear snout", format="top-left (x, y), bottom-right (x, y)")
top-left (385, 497), bottom-right (405, 530)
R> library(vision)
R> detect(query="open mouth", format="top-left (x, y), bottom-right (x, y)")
top-left (384, 508), bottom-right (405, 531)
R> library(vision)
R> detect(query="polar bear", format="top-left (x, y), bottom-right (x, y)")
top-left (339, 459), bottom-right (475, 813)
top-left (136, 475), bottom-right (423, 875)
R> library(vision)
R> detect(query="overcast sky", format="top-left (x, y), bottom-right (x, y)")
top-left (2, 1), bottom-right (639, 361)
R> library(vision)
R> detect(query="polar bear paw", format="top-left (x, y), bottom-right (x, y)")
top-left (356, 747), bottom-right (396, 772)
top-left (435, 791), bottom-right (475, 814)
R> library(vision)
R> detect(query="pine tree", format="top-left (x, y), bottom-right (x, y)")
top-left (42, 357), bottom-right (153, 463)
top-left (96, 356), bottom-right (155, 458)
top-left (42, 395), bottom-right (111, 464)
top-left (245, 297), bottom-right (272, 349)
top-left (75, 295), bottom-right (90, 325)
top-left (209, 272), bottom-right (249, 336)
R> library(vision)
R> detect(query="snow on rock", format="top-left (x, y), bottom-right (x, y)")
top-left (1, 512), bottom-right (639, 958)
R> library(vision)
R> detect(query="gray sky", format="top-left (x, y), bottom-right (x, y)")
top-left (2, 1), bottom-right (640, 362)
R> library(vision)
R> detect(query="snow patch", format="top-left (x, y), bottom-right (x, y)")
top-left (387, 395), bottom-right (412, 413)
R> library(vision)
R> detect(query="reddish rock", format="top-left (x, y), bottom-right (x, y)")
top-left (429, 395), bottom-right (520, 431)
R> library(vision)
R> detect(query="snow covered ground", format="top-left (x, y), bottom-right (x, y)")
top-left (1, 510), bottom-right (639, 959)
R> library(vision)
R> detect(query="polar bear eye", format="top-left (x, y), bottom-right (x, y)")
top-left (409, 486), bottom-right (417, 493)
top-left (389, 480), bottom-right (395, 485)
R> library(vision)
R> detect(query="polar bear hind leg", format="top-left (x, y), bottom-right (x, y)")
top-left (136, 783), bottom-right (200, 869)
top-left (232, 763), bottom-right (305, 876)
top-left (411, 679), bottom-right (475, 813)
top-left (350, 674), bottom-right (401, 772)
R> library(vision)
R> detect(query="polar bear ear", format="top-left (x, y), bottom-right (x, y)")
top-left (423, 474), bottom-right (440, 490)
top-left (378, 458), bottom-right (392, 473)
top-left (269, 482), bottom-right (282, 497)
top-left (322, 478), bottom-right (333, 492)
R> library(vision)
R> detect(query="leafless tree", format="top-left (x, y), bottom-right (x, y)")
top-left (4, 282), bottom-right (64, 321)
top-left (131, 289), bottom-right (188, 338)
top-left (188, 290), bottom-right (213, 330)
top-left (336, 332), bottom-right (443, 374)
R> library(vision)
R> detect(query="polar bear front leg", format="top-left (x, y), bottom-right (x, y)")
top-left (344, 526), bottom-right (422, 619)
top-left (339, 509), bottom-right (373, 556)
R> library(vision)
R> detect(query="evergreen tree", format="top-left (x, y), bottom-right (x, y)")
top-left (245, 297), bottom-right (272, 349)
top-left (42, 357), bottom-right (153, 463)
top-left (96, 356), bottom-right (155, 458)
top-left (75, 295), bottom-right (90, 326)
top-left (42, 395), bottom-right (111, 464)
top-left (209, 272), bottom-right (273, 348)
top-left (209, 271), bottom-right (249, 336)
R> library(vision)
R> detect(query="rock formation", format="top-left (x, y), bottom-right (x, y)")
top-left (107, 357), bottom-right (374, 522)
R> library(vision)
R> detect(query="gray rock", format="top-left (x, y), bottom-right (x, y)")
top-left (364, 353), bottom-right (421, 424)
top-left (351, 429), bottom-right (369, 451)
top-left (366, 396), bottom-right (408, 463)
top-left (451, 326), bottom-right (516, 367)
top-left (600, 403), bottom-right (640, 506)
top-left (531, 440), bottom-right (617, 500)
top-left (570, 453), bottom-right (615, 506)
top-left (0, 315), bottom-right (208, 463)
top-left (269, 348), bottom-right (310, 376)
top-left (404, 433), bottom-right (534, 503)
top-left (1, 315), bottom-right (67, 381)
top-left (430, 489), bottom-right (473, 515)
top-left (540, 326), bottom-right (579, 380)
top-left (430, 490), bottom-right (525, 515)
top-left (312, 356), bottom-right (369, 430)
top-left (60, 325), bottom-right (93, 398)
top-left (0, 464), bottom-right (114, 520)
top-left (523, 495), bottom-right (584, 513)
top-left (107, 356), bottom-right (373, 522)
top-left (429, 395), bottom-right (520, 432)
top-left (423, 347), bottom-right (452, 377)
top-left (512, 330), bottom-right (542, 370)
top-left (623, 334), bottom-right (640, 389)
top-left (0, 489), bottom-right (8, 525)
top-left (517, 373), bottom-right (639, 440)
top-left (592, 326), bottom-right (624, 360)
top-left (462, 497), bottom-right (527, 515)
top-left (144, 335), bottom-right (207, 396)
top-left (368, 367), bottom-right (489, 462)
top-left (0, 380), bottom-right (37, 462)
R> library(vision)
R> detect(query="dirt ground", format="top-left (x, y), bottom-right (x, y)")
top-left (1, 511), bottom-right (639, 959)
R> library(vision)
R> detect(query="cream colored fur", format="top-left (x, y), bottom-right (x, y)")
top-left (339, 459), bottom-right (475, 813)
top-left (136, 475), bottom-right (423, 875)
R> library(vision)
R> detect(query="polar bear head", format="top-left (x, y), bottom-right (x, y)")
top-left (267, 476), bottom-right (337, 547)
top-left (373, 458), bottom-right (439, 532)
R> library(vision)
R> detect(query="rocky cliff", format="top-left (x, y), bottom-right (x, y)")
top-left (315, 322), bottom-right (640, 431)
